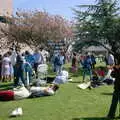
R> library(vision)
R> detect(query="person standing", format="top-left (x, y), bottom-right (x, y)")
top-left (1, 52), bottom-right (12, 82)
top-left (107, 63), bottom-right (120, 119)
top-left (91, 54), bottom-right (96, 69)
top-left (23, 59), bottom-right (33, 86)
top-left (14, 54), bottom-right (25, 86)
top-left (55, 52), bottom-right (64, 74)
top-left (33, 49), bottom-right (43, 79)
top-left (25, 51), bottom-right (35, 67)
top-left (40, 48), bottom-right (49, 63)
top-left (9, 47), bottom-right (17, 67)
top-left (108, 53), bottom-right (115, 66)
top-left (82, 53), bottom-right (92, 82)
top-left (52, 52), bottom-right (58, 72)
top-left (71, 52), bottom-right (78, 72)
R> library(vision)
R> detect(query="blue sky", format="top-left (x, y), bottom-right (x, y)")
top-left (14, 0), bottom-right (95, 20)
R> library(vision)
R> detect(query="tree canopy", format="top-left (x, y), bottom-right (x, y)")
top-left (0, 10), bottom-right (73, 49)
top-left (73, 0), bottom-right (120, 61)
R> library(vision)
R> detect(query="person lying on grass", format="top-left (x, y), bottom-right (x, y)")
top-left (0, 86), bottom-right (30, 101)
top-left (29, 84), bottom-right (59, 97)
top-left (0, 84), bottom-right (59, 101)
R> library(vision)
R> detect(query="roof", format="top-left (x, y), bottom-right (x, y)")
top-left (83, 45), bottom-right (108, 52)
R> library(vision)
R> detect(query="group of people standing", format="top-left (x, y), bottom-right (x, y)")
top-left (70, 52), bottom-right (96, 82)
top-left (0, 47), bottom-right (47, 87)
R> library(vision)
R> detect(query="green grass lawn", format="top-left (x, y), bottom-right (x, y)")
top-left (0, 62), bottom-right (119, 120)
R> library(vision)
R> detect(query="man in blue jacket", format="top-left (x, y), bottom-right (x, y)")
top-left (82, 53), bottom-right (92, 82)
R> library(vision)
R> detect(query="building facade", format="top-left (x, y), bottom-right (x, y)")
top-left (0, 0), bottom-right (12, 16)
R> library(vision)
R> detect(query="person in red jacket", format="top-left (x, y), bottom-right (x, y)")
top-left (0, 86), bottom-right (31, 101)
top-left (0, 90), bottom-right (14, 101)
top-left (0, 84), bottom-right (59, 101)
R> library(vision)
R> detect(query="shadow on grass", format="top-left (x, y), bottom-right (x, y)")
top-left (70, 71), bottom-right (83, 77)
top-left (101, 93), bottom-right (113, 96)
top-left (46, 76), bottom-right (55, 83)
top-left (0, 83), bottom-right (13, 90)
top-left (0, 83), bottom-right (13, 87)
top-left (69, 81), bottom-right (81, 83)
top-left (9, 116), bottom-right (21, 119)
top-left (72, 117), bottom-right (115, 120)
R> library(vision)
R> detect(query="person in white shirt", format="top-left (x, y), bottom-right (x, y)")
top-left (41, 49), bottom-right (49, 63)
top-left (10, 48), bottom-right (17, 66)
top-left (1, 52), bottom-right (12, 82)
top-left (33, 49), bottom-right (44, 79)
top-left (108, 53), bottom-right (115, 66)
top-left (29, 84), bottom-right (59, 97)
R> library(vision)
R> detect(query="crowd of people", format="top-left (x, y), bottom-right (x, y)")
top-left (0, 46), bottom-right (119, 119)
top-left (0, 46), bottom-right (51, 86)
top-left (0, 46), bottom-right (61, 101)
top-left (0, 45), bottom-right (116, 87)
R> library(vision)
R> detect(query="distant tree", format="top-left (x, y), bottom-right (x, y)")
top-left (73, 0), bottom-right (120, 61)
top-left (1, 10), bottom-right (73, 49)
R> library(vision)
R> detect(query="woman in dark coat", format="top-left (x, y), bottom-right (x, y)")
top-left (107, 62), bottom-right (120, 118)
top-left (71, 52), bottom-right (78, 72)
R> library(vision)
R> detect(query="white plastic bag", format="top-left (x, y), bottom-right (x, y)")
top-left (10, 107), bottom-right (23, 117)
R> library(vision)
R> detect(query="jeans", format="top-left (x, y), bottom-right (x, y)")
top-left (34, 63), bottom-right (39, 79)
top-left (56, 65), bottom-right (62, 74)
top-left (14, 64), bottom-right (25, 86)
top-left (83, 68), bottom-right (92, 82)
top-left (14, 70), bottom-right (25, 86)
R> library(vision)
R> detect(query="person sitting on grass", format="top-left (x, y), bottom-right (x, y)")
top-left (52, 70), bottom-right (69, 84)
top-left (90, 67), bottom-right (105, 88)
top-left (91, 69), bottom-right (103, 88)
top-left (91, 67), bottom-right (105, 84)
top-left (96, 66), bottom-right (105, 81)
top-left (92, 70), bottom-right (99, 81)
top-left (103, 66), bottom-right (115, 85)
